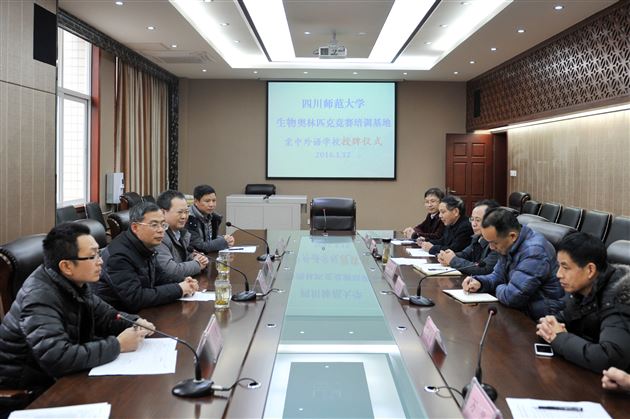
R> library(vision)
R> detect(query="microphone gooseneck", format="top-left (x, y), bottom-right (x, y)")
top-left (225, 221), bottom-right (274, 262)
top-left (116, 313), bottom-right (215, 397)
top-left (409, 261), bottom-right (483, 307)
top-left (209, 256), bottom-right (256, 302)
top-left (461, 306), bottom-right (498, 401)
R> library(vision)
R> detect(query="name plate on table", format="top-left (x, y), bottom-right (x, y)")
top-left (255, 269), bottom-right (271, 294)
top-left (384, 259), bottom-right (398, 285)
top-left (262, 255), bottom-right (275, 282)
top-left (462, 377), bottom-right (503, 419)
top-left (421, 316), bottom-right (447, 354)
top-left (393, 275), bottom-right (408, 298)
top-left (198, 314), bottom-right (223, 363)
top-left (369, 239), bottom-right (377, 254)
top-left (275, 236), bottom-right (288, 257)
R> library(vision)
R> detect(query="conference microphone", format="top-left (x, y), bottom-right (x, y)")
top-left (322, 208), bottom-right (328, 236)
top-left (225, 221), bottom-right (274, 262)
top-left (116, 313), bottom-right (224, 397)
top-left (408, 261), bottom-right (485, 307)
top-left (462, 306), bottom-right (498, 401)
top-left (210, 256), bottom-right (256, 302)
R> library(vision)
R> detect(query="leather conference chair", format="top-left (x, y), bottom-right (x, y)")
top-left (84, 202), bottom-right (108, 230)
top-left (310, 197), bottom-right (356, 233)
top-left (538, 202), bottom-right (562, 223)
top-left (107, 210), bottom-right (130, 239)
top-left (119, 192), bottom-right (142, 210)
top-left (0, 234), bottom-right (46, 319)
top-left (507, 191), bottom-right (530, 214)
top-left (55, 205), bottom-right (79, 224)
top-left (517, 213), bottom-right (549, 226)
top-left (579, 210), bottom-right (611, 241)
top-left (500, 206), bottom-right (519, 216)
top-left (245, 184), bottom-right (276, 196)
top-left (521, 200), bottom-right (541, 215)
top-left (604, 216), bottom-right (630, 247)
top-left (75, 219), bottom-right (108, 249)
top-left (607, 240), bottom-right (630, 265)
top-left (557, 206), bottom-right (583, 229)
top-left (528, 221), bottom-right (576, 250)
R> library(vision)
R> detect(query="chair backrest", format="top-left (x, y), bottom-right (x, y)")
top-left (0, 234), bottom-right (46, 318)
top-left (579, 210), bottom-right (611, 241)
top-left (607, 240), bottom-right (630, 265)
top-left (517, 213), bottom-right (549, 226)
top-left (500, 206), bottom-right (519, 216)
top-left (528, 221), bottom-right (576, 250)
top-left (85, 202), bottom-right (107, 229)
top-left (521, 200), bottom-right (541, 215)
top-left (310, 197), bottom-right (356, 233)
top-left (107, 210), bottom-right (130, 239)
top-left (56, 205), bottom-right (79, 224)
top-left (557, 206), bottom-right (583, 229)
top-left (539, 202), bottom-right (562, 222)
top-left (119, 192), bottom-right (143, 210)
top-left (508, 191), bottom-right (530, 213)
top-left (604, 216), bottom-right (630, 247)
top-left (75, 219), bottom-right (108, 249)
top-left (245, 184), bottom-right (276, 195)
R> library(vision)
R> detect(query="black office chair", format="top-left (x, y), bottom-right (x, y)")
top-left (521, 200), bottom-right (541, 215)
top-left (56, 205), bottom-right (79, 224)
top-left (107, 210), bottom-right (130, 239)
top-left (245, 184), bottom-right (276, 196)
top-left (119, 192), bottom-right (143, 210)
top-left (557, 206), bottom-right (583, 229)
top-left (604, 216), bottom-right (630, 247)
top-left (0, 234), bottom-right (46, 319)
top-left (310, 197), bottom-right (356, 233)
top-left (85, 202), bottom-right (108, 230)
top-left (528, 221), bottom-right (576, 250)
top-left (75, 219), bottom-right (108, 249)
top-left (539, 202), bottom-right (562, 223)
top-left (579, 210), bottom-right (611, 241)
top-left (508, 191), bottom-right (530, 214)
top-left (607, 240), bottom-right (630, 265)
top-left (517, 213), bottom-right (549, 226)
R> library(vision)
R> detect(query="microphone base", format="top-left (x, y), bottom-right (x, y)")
top-left (172, 378), bottom-right (215, 398)
top-left (232, 290), bottom-right (257, 302)
top-left (408, 295), bottom-right (435, 307)
top-left (462, 382), bottom-right (498, 402)
top-left (257, 254), bottom-right (275, 262)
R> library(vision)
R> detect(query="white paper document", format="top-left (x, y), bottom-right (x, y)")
top-left (506, 398), bottom-right (611, 419)
top-left (9, 402), bottom-right (111, 419)
top-left (179, 291), bottom-right (215, 301)
top-left (443, 289), bottom-right (499, 303)
top-left (391, 257), bottom-right (427, 266)
top-left (225, 245), bottom-right (257, 253)
top-left (414, 263), bottom-right (461, 276)
top-left (89, 338), bottom-right (177, 376)
top-left (405, 248), bottom-right (434, 257)
top-left (392, 239), bottom-right (415, 245)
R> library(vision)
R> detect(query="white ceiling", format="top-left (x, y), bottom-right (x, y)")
top-left (59, 0), bottom-right (615, 81)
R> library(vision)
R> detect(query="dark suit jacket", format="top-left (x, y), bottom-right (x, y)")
top-left (427, 215), bottom-right (473, 255)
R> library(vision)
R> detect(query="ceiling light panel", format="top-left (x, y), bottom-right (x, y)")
top-left (242, 0), bottom-right (294, 61)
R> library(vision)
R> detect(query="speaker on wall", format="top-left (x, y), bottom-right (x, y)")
top-left (33, 4), bottom-right (56, 66)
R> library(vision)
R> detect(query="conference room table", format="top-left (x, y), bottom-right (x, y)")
top-left (27, 230), bottom-right (628, 418)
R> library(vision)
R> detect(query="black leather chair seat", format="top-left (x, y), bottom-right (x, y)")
top-left (85, 202), bottom-right (108, 230)
top-left (245, 184), bottom-right (276, 195)
top-left (579, 210), bottom-right (611, 241)
top-left (119, 192), bottom-right (142, 210)
top-left (56, 205), bottom-right (79, 224)
top-left (528, 221), bottom-right (576, 249)
top-left (517, 214), bottom-right (549, 226)
top-left (539, 202), bottom-right (562, 222)
top-left (607, 240), bottom-right (630, 265)
top-left (521, 200), bottom-right (541, 215)
top-left (557, 206), bottom-right (583, 229)
top-left (310, 197), bottom-right (356, 232)
top-left (75, 219), bottom-right (108, 249)
top-left (107, 210), bottom-right (130, 239)
top-left (508, 191), bottom-right (530, 214)
top-left (604, 216), bottom-right (630, 247)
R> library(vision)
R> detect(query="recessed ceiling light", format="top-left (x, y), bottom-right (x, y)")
top-left (424, 41), bottom-right (432, 45)
top-left (554, 5), bottom-right (564, 10)
top-left (171, 44), bottom-right (177, 48)
top-left (219, 22), bottom-right (229, 27)
top-left (403, 72), bottom-right (408, 75)
top-left (461, 1), bottom-right (471, 5)
top-left (303, 71), bottom-right (308, 74)
top-left (203, 0), bottom-right (213, 2)
top-left (440, 24), bottom-right (448, 28)
top-left (234, 40), bottom-right (240, 43)
top-left (357, 32), bottom-right (367, 36)
top-left (147, 26), bottom-right (155, 30)
top-left (352, 72), bottom-right (358, 75)
top-left (469, 60), bottom-right (476, 64)
top-left (202, 69), bottom-right (207, 72)
top-left (453, 71), bottom-right (459, 75)
top-left (253, 70), bottom-right (258, 74)
top-left (517, 28), bottom-right (526, 33)
top-left (114, 1), bottom-right (123, 5)
top-left (304, 31), bottom-right (311, 35)
top-left (490, 47), bottom-right (497, 51)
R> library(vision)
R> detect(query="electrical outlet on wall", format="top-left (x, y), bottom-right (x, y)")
top-left (510, 170), bottom-right (517, 177)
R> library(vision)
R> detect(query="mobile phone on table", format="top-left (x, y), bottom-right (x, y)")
top-left (534, 343), bottom-right (554, 357)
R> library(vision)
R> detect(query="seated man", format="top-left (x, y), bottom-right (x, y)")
top-left (0, 223), bottom-right (151, 414)
top-left (187, 184), bottom-right (234, 253)
top-left (536, 232), bottom-right (630, 373)
top-left (95, 202), bottom-right (198, 313)
top-left (462, 207), bottom-right (564, 319)
top-left (403, 187), bottom-right (445, 240)
top-left (418, 195), bottom-right (473, 255)
top-left (156, 190), bottom-right (209, 279)
top-left (437, 199), bottom-right (500, 276)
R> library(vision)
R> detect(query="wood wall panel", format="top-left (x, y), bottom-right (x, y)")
top-left (508, 109), bottom-right (630, 216)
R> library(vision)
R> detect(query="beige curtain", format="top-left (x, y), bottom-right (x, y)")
top-left (114, 60), bottom-right (168, 197)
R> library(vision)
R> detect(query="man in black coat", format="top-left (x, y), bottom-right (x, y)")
top-left (418, 195), bottom-right (474, 255)
top-left (0, 223), bottom-right (152, 415)
top-left (536, 232), bottom-right (630, 372)
top-left (186, 184), bottom-right (234, 253)
top-left (95, 202), bottom-right (199, 313)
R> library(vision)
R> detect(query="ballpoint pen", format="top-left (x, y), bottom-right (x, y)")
top-left (537, 406), bottom-right (583, 412)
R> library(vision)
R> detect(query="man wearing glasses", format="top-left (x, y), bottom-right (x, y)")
top-left (156, 190), bottom-right (208, 279)
top-left (96, 202), bottom-right (199, 313)
top-left (0, 223), bottom-right (153, 415)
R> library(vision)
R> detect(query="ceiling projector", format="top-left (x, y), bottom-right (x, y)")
top-left (318, 44), bottom-right (347, 59)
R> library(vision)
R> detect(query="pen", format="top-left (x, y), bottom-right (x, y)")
top-left (537, 406), bottom-right (583, 412)
top-left (229, 247), bottom-right (244, 250)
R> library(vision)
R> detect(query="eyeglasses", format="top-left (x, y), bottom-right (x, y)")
top-left (67, 249), bottom-right (103, 261)
top-left (135, 221), bottom-right (170, 231)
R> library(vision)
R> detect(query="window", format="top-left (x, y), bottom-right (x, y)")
top-left (57, 29), bottom-right (91, 206)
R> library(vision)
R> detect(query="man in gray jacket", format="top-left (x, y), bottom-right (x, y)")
top-left (156, 190), bottom-right (208, 279)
